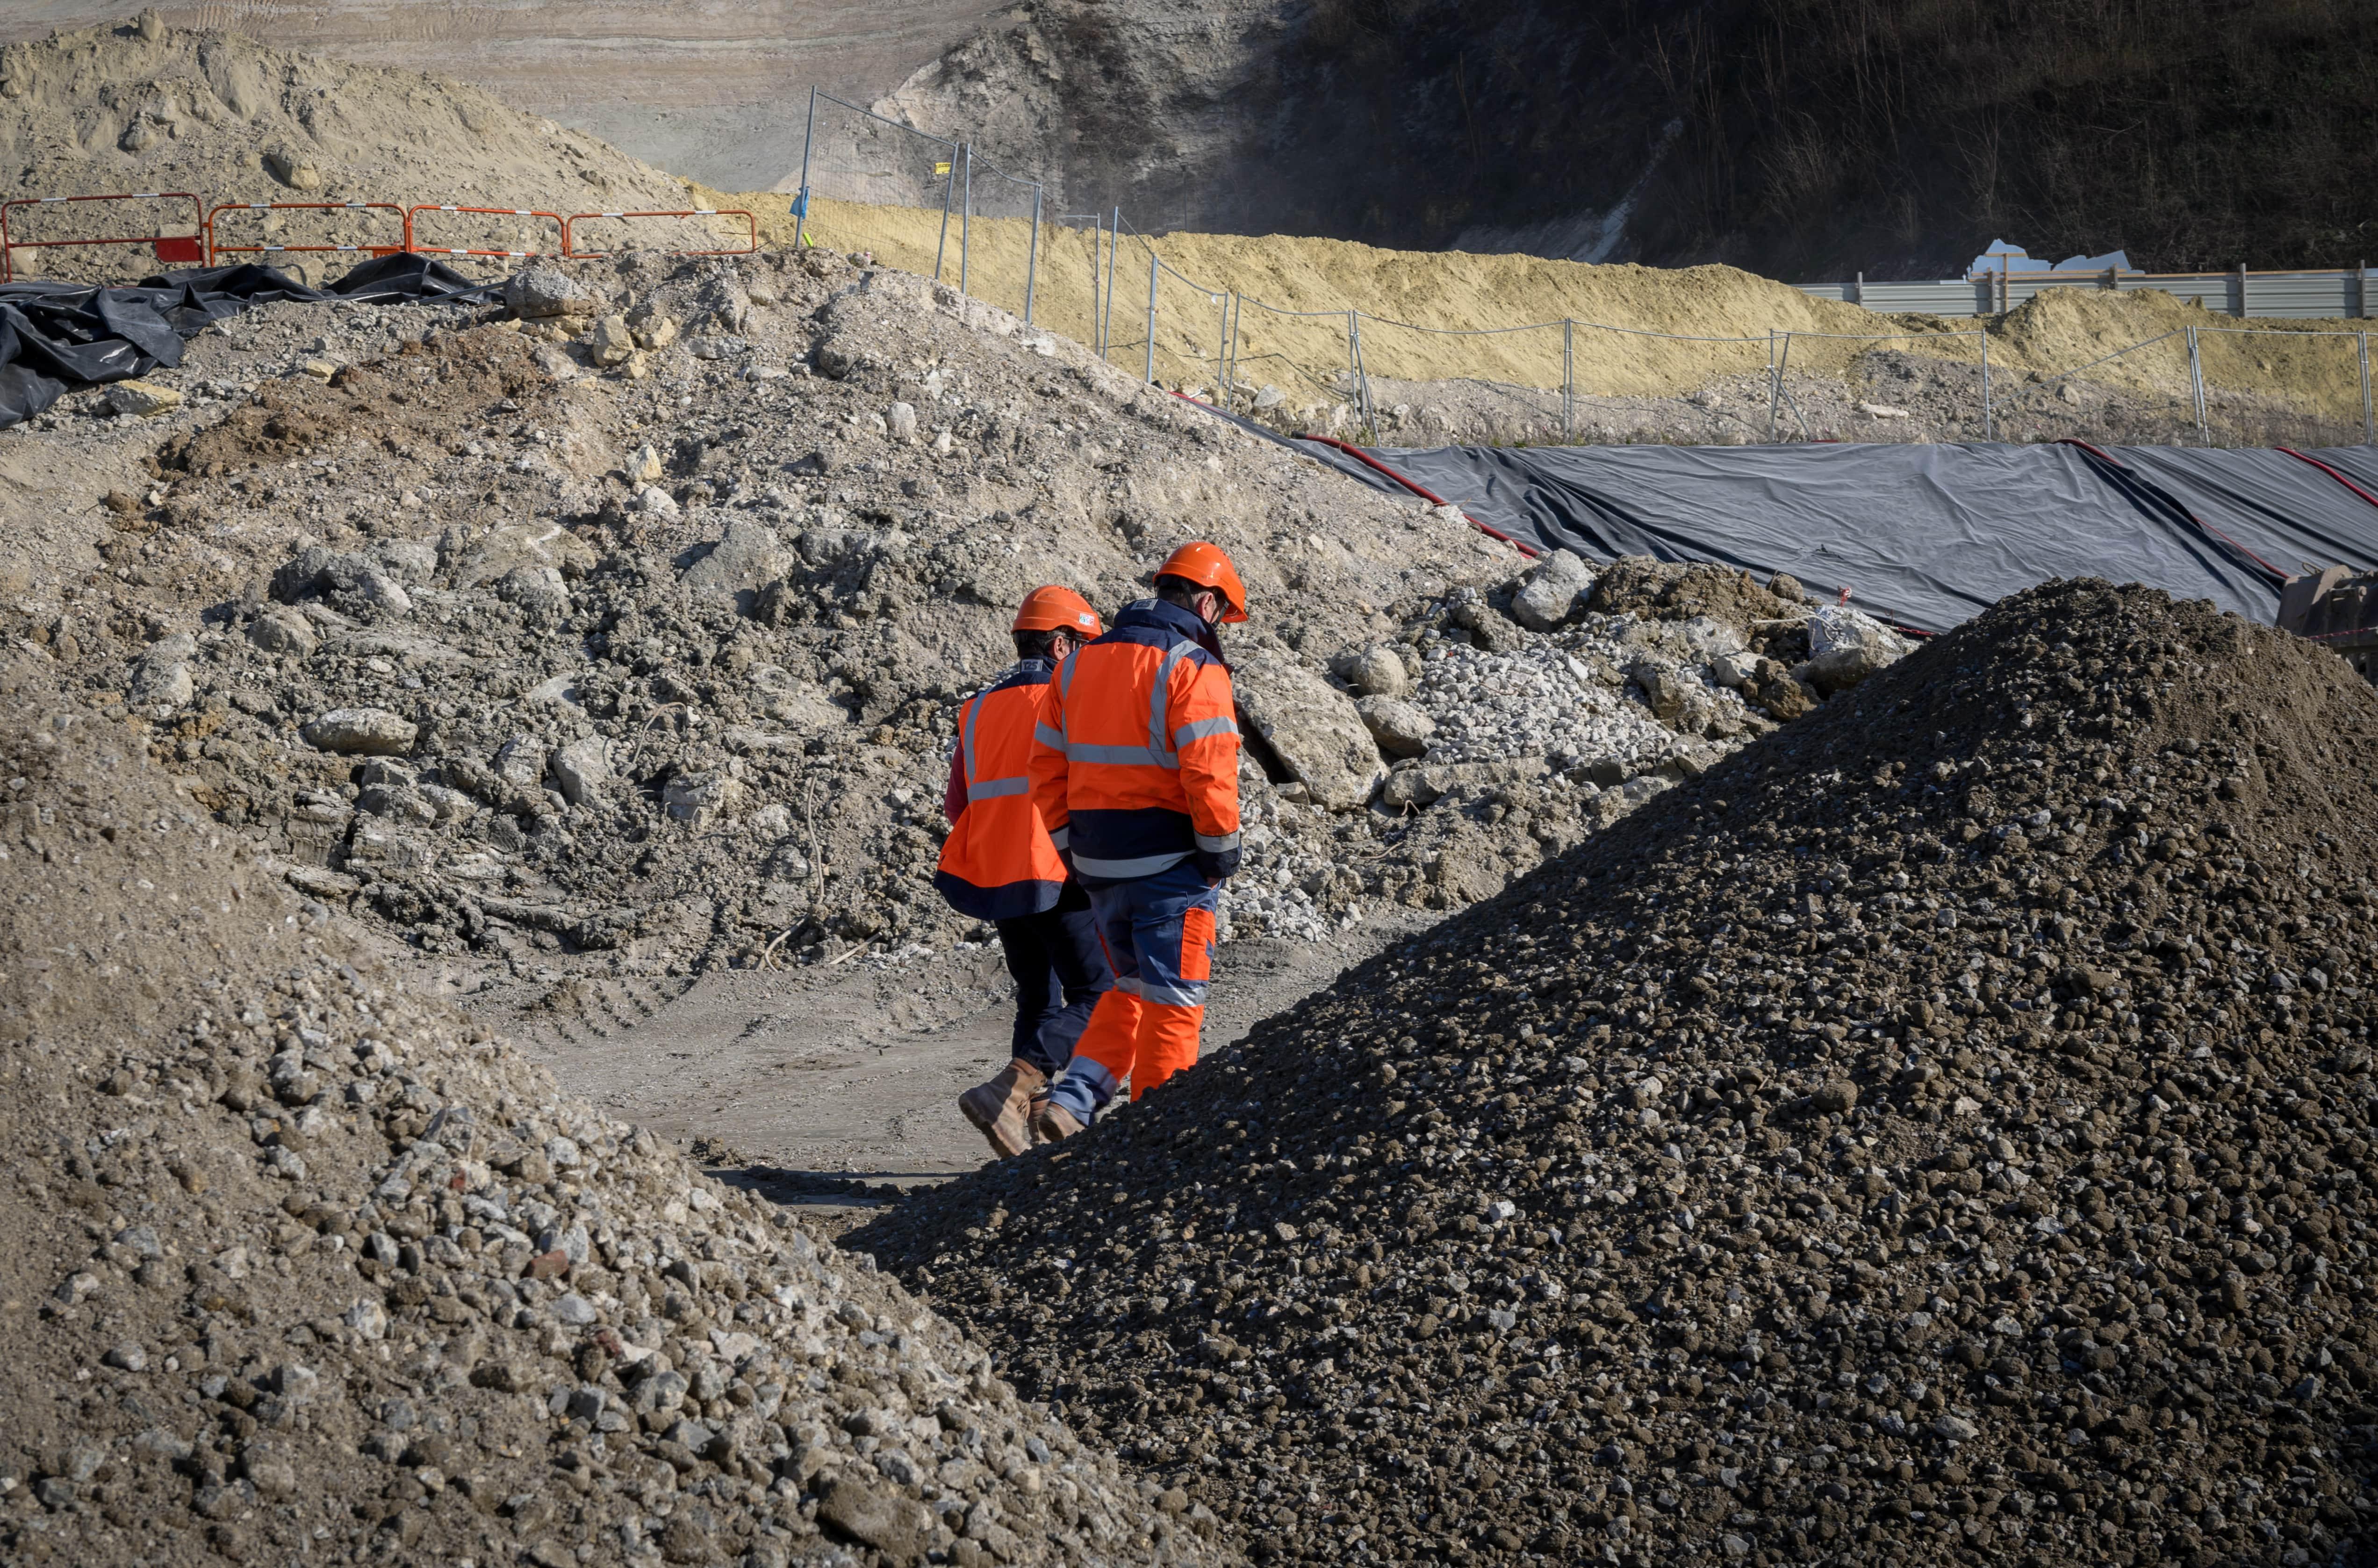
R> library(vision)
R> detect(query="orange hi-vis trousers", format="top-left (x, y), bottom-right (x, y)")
top-left (1042, 860), bottom-right (1219, 1123)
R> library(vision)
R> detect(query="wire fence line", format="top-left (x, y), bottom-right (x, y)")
top-left (781, 88), bottom-right (2378, 450)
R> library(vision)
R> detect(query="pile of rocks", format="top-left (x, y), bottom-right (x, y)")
top-left (5, 244), bottom-right (1907, 1009)
top-left (858, 580), bottom-right (2378, 1567)
top-left (0, 686), bottom-right (1210, 1566)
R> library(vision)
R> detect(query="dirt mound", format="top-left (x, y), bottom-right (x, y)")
top-left (0, 662), bottom-right (1208, 1566)
top-left (1, 240), bottom-right (1847, 1051)
top-left (857, 578), bottom-right (2378, 1566)
top-left (718, 191), bottom-right (2378, 446)
top-left (0, 19), bottom-right (711, 284)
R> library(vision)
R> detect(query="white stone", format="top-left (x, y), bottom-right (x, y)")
top-left (300, 708), bottom-right (416, 756)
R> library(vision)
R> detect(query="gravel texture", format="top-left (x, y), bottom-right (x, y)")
top-left (857, 580), bottom-right (2378, 1568)
top-left (0, 245), bottom-right (1875, 1023)
top-left (0, 684), bottom-right (1216, 1566)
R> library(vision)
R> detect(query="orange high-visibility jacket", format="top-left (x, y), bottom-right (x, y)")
top-left (1028, 598), bottom-right (1242, 883)
top-left (934, 661), bottom-right (1070, 921)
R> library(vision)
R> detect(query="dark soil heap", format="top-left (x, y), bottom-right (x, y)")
top-left (857, 580), bottom-right (2378, 1568)
top-left (0, 679), bottom-right (1210, 1566)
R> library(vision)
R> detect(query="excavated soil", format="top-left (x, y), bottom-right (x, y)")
top-left (0, 663), bottom-right (1215, 1568)
top-left (1, 235), bottom-right (1831, 1057)
top-left (717, 194), bottom-right (2378, 446)
top-left (858, 580), bottom-right (2378, 1568)
top-left (0, 20), bottom-right (726, 285)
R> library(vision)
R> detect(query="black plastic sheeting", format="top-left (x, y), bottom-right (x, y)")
top-left (1282, 435), bottom-right (2378, 632)
top-left (0, 253), bottom-right (495, 430)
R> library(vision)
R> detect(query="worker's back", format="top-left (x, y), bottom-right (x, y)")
top-left (1031, 597), bottom-right (1241, 884)
top-left (935, 661), bottom-right (1068, 919)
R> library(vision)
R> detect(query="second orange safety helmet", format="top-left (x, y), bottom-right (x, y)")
top-left (1153, 540), bottom-right (1250, 623)
top-left (1013, 584), bottom-right (1104, 637)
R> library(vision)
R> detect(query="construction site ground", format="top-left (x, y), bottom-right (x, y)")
top-left (498, 910), bottom-right (1433, 1187)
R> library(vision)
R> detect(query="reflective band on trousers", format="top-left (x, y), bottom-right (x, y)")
top-left (1074, 849), bottom-right (1193, 878)
top-left (1115, 974), bottom-right (1208, 1008)
top-left (966, 775), bottom-right (1030, 801)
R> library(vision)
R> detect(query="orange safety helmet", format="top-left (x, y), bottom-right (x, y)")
top-left (1153, 540), bottom-right (1250, 623)
top-left (1013, 584), bottom-right (1104, 637)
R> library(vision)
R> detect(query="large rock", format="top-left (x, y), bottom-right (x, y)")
top-left (1801, 605), bottom-right (1913, 696)
top-left (664, 771), bottom-right (745, 827)
top-left (1356, 695), bottom-right (1436, 758)
top-left (548, 738), bottom-right (610, 808)
top-left (1510, 550), bottom-right (1594, 632)
top-left (246, 609), bottom-right (317, 657)
top-left (301, 708), bottom-right (417, 756)
top-left (1234, 655), bottom-right (1387, 811)
top-left (679, 518), bottom-right (788, 605)
top-left (505, 266), bottom-right (589, 319)
top-left (814, 1474), bottom-right (929, 1561)
top-left (589, 314), bottom-right (635, 367)
top-left (1332, 644), bottom-right (1408, 697)
top-left (1446, 589), bottom-right (1525, 652)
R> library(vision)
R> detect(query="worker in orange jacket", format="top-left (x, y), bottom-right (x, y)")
top-left (1027, 542), bottom-right (1247, 1139)
top-left (937, 586), bottom-right (1115, 1157)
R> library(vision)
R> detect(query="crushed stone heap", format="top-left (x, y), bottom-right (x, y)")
top-left (858, 579), bottom-right (2378, 1568)
top-left (0, 687), bottom-right (1213, 1567)
top-left (0, 245), bottom-right (1893, 1041)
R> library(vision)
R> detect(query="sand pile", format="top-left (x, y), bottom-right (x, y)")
top-left (858, 579), bottom-right (2378, 1567)
top-left (0, 667), bottom-right (1211, 1566)
top-left (714, 189), bottom-right (2378, 439)
top-left (0, 18), bottom-right (726, 283)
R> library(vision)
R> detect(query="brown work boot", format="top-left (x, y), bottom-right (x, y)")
top-left (1029, 1096), bottom-right (1086, 1143)
top-left (958, 1059), bottom-right (1044, 1158)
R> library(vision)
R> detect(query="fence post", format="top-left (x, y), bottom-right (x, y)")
top-left (959, 144), bottom-right (972, 296)
top-left (2361, 332), bottom-right (2371, 446)
top-left (1351, 313), bottom-right (1374, 434)
top-left (2361, 260), bottom-right (2369, 321)
top-left (2187, 325), bottom-right (2209, 445)
top-left (1214, 292), bottom-right (1229, 400)
top-left (1766, 328), bottom-right (1781, 441)
top-left (1351, 309), bottom-right (1370, 433)
top-left (795, 87), bottom-right (818, 249)
top-left (1023, 182), bottom-right (1040, 327)
top-left (1563, 318), bottom-right (1574, 443)
top-left (1980, 328), bottom-right (1993, 441)
top-left (1145, 251), bottom-right (1157, 386)
top-left (1103, 207), bottom-right (1119, 363)
top-left (1089, 211), bottom-right (1104, 357)
top-left (1853, 271), bottom-right (1863, 308)
top-left (2234, 262), bottom-right (2247, 320)
top-left (933, 147), bottom-right (956, 284)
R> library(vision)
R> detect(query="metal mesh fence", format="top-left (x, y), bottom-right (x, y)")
top-left (795, 91), bottom-right (960, 282)
top-left (2193, 328), bottom-right (2376, 450)
top-left (959, 150), bottom-right (1044, 324)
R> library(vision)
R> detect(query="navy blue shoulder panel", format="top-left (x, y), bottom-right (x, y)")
top-left (987, 659), bottom-right (1055, 695)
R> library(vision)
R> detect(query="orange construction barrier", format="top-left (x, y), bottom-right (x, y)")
top-left (204, 201), bottom-right (411, 266)
top-left (560, 208), bottom-right (757, 260)
top-left (0, 192), bottom-right (204, 284)
top-left (405, 204), bottom-right (565, 262)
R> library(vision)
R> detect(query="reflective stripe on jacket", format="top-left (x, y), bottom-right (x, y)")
top-left (933, 660), bottom-right (1070, 921)
top-left (1028, 598), bottom-right (1241, 883)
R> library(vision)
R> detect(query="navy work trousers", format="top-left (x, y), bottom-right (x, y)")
top-left (996, 879), bottom-right (1114, 1078)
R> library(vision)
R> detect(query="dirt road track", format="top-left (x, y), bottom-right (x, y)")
top-left (506, 906), bottom-right (1441, 1182)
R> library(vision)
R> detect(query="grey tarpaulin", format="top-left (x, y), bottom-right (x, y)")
top-left (1279, 434), bottom-right (2378, 633)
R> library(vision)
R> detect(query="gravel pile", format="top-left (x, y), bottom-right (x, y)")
top-left (2, 244), bottom-right (1893, 1024)
top-left (856, 579), bottom-right (2378, 1568)
top-left (0, 689), bottom-right (1214, 1566)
